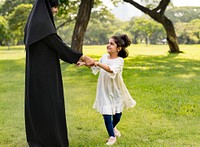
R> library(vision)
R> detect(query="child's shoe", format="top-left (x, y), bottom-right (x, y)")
top-left (114, 127), bottom-right (121, 137)
top-left (106, 136), bottom-right (116, 145)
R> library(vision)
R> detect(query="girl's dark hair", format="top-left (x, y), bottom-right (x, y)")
top-left (111, 34), bottom-right (131, 58)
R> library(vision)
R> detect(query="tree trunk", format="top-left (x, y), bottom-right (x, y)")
top-left (161, 17), bottom-right (180, 53)
top-left (124, 0), bottom-right (181, 53)
top-left (71, 0), bottom-right (94, 53)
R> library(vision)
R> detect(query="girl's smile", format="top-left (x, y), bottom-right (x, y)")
top-left (107, 39), bottom-right (118, 53)
top-left (106, 38), bottom-right (121, 59)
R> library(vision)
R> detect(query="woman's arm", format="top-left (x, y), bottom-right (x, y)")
top-left (44, 34), bottom-right (94, 65)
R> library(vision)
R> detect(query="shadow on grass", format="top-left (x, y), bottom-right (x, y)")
top-left (1, 55), bottom-right (200, 146)
top-left (125, 54), bottom-right (200, 78)
top-left (123, 54), bottom-right (200, 118)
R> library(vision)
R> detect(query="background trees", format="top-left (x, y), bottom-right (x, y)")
top-left (0, 16), bottom-right (9, 46)
top-left (124, 0), bottom-right (180, 53)
top-left (0, 0), bottom-right (199, 49)
top-left (126, 17), bottom-right (165, 45)
top-left (165, 7), bottom-right (200, 23)
top-left (8, 4), bottom-right (32, 45)
top-left (0, 0), bottom-right (33, 16)
top-left (71, 0), bottom-right (94, 52)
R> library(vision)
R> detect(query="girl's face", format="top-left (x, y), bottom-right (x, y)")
top-left (107, 38), bottom-right (120, 54)
top-left (51, 6), bottom-right (58, 14)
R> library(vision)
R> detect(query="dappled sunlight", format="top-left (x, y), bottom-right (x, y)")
top-left (177, 45), bottom-right (200, 59)
top-left (175, 73), bottom-right (197, 79)
top-left (0, 50), bottom-right (25, 60)
top-left (123, 106), bottom-right (176, 139)
top-left (1, 45), bottom-right (200, 146)
top-left (126, 66), bottom-right (152, 70)
top-left (123, 53), bottom-right (200, 79)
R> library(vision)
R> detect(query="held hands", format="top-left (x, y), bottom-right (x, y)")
top-left (77, 59), bottom-right (111, 73)
top-left (84, 55), bottom-right (95, 66)
top-left (77, 55), bottom-right (95, 67)
top-left (77, 60), bottom-right (98, 67)
top-left (94, 61), bottom-right (98, 66)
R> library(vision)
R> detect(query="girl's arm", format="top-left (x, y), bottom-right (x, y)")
top-left (94, 62), bottom-right (113, 73)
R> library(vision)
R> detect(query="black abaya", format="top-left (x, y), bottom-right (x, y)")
top-left (24, 0), bottom-right (83, 146)
top-left (25, 34), bottom-right (82, 146)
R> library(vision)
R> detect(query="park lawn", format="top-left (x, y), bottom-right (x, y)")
top-left (0, 44), bottom-right (200, 146)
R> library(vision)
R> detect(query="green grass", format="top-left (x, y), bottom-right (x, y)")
top-left (0, 44), bottom-right (200, 146)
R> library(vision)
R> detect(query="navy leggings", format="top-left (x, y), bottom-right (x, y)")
top-left (103, 112), bottom-right (122, 137)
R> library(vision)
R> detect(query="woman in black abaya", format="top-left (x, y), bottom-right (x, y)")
top-left (24, 0), bottom-right (94, 146)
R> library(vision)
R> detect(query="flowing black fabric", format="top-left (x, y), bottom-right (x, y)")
top-left (24, 0), bottom-right (57, 47)
top-left (24, 0), bottom-right (82, 146)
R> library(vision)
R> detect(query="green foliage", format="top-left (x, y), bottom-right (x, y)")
top-left (7, 4), bottom-right (32, 45)
top-left (0, 0), bottom-right (34, 16)
top-left (0, 1), bottom-right (200, 46)
top-left (84, 10), bottom-right (118, 45)
top-left (56, 0), bottom-right (77, 18)
top-left (175, 19), bottom-right (200, 44)
top-left (125, 17), bottom-right (165, 44)
top-left (0, 45), bottom-right (200, 146)
top-left (0, 16), bottom-right (9, 45)
top-left (57, 1), bottom-right (123, 45)
top-left (56, 0), bottom-right (104, 29)
top-left (166, 7), bottom-right (200, 23)
top-left (57, 0), bottom-right (104, 18)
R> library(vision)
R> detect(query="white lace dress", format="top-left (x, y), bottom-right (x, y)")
top-left (91, 54), bottom-right (136, 115)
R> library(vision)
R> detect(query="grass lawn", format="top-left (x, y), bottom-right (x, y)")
top-left (0, 44), bottom-right (200, 146)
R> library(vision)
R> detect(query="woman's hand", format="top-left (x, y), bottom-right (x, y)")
top-left (76, 61), bottom-right (86, 67)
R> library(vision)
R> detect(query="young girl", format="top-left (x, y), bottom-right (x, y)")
top-left (78, 34), bottom-right (136, 145)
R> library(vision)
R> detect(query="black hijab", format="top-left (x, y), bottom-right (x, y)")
top-left (24, 0), bottom-right (60, 47)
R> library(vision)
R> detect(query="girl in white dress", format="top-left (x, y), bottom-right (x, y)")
top-left (78, 34), bottom-right (136, 145)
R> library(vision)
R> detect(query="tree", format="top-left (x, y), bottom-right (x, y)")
top-left (56, 0), bottom-right (76, 30)
top-left (175, 19), bottom-right (200, 44)
top-left (124, 0), bottom-right (181, 53)
top-left (191, 19), bottom-right (200, 43)
top-left (125, 17), bottom-right (165, 44)
top-left (84, 9), bottom-right (119, 45)
top-left (58, 0), bottom-right (111, 52)
top-left (8, 4), bottom-right (32, 45)
top-left (71, 0), bottom-right (94, 52)
top-left (0, 0), bottom-right (33, 16)
top-left (165, 7), bottom-right (200, 23)
top-left (0, 16), bottom-right (9, 45)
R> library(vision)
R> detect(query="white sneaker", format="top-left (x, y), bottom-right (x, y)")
top-left (114, 127), bottom-right (121, 137)
top-left (106, 136), bottom-right (116, 145)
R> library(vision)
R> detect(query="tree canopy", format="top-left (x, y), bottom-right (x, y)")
top-left (166, 7), bottom-right (200, 23)
top-left (0, 16), bottom-right (9, 45)
top-left (0, 0), bottom-right (199, 47)
top-left (0, 0), bottom-right (34, 16)
top-left (8, 4), bottom-right (32, 45)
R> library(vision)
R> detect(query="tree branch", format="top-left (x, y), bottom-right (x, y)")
top-left (153, 0), bottom-right (170, 15)
top-left (123, 0), bottom-right (180, 53)
top-left (56, 18), bottom-right (73, 30)
top-left (123, 0), bottom-right (151, 14)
